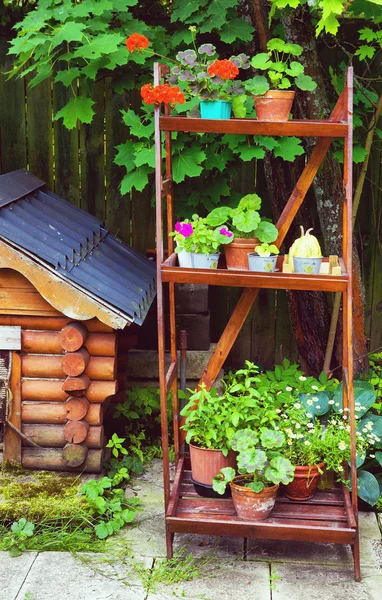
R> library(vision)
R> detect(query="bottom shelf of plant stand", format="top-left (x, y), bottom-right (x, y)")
top-left (166, 457), bottom-right (357, 546)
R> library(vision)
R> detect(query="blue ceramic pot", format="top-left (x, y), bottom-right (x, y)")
top-left (199, 100), bottom-right (232, 120)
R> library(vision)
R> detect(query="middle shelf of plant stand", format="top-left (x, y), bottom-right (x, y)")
top-left (166, 456), bottom-right (357, 545)
top-left (161, 254), bottom-right (348, 292)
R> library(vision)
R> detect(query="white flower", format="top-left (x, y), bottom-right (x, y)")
top-left (299, 376), bottom-right (307, 381)
top-left (316, 405), bottom-right (321, 409)
top-left (362, 427), bottom-right (368, 433)
top-left (370, 454), bottom-right (375, 459)
top-left (338, 441), bottom-right (347, 451)
top-left (286, 386), bottom-right (293, 392)
top-left (275, 409), bottom-right (281, 413)
top-left (297, 433), bottom-right (304, 439)
top-left (338, 408), bottom-right (343, 413)
top-left (295, 423), bottom-right (301, 429)
top-left (294, 402), bottom-right (301, 409)
top-left (307, 399), bottom-right (313, 406)
top-left (304, 440), bottom-right (311, 446)
top-left (277, 391), bottom-right (281, 395)
top-left (337, 465), bottom-right (344, 472)
top-left (312, 397), bottom-right (319, 402)
top-left (307, 423), bottom-right (314, 428)
top-left (329, 400), bottom-right (335, 405)
top-left (287, 439), bottom-right (292, 445)
top-left (311, 385), bottom-right (318, 391)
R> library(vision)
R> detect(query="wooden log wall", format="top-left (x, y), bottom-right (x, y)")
top-left (0, 314), bottom-right (119, 472)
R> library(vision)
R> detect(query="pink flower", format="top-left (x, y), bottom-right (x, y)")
top-left (174, 222), bottom-right (193, 237)
top-left (220, 227), bottom-right (233, 238)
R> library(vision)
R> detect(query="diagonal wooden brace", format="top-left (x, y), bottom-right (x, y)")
top-left (198, 90), bottom-right (348, 392)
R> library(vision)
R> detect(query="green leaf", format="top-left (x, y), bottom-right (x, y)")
top-left (95, 522), bottom-right (110, 539)
top-left (245, 76), bottom-right (269, 97)
top-left (55, 68), bottom-right (81, 87)
top-left (51, 22), bottom-right (86, 49)
top-left (265, 456), bottom-right (295, 485)
top-left (114, 142), bottom-right (135, 171)
top-left (134, 146), bottom-right (155, 168)
top-left (170, 0), bottom-right (204, 22)
top-left (232, 95), bottom-right (246, 119)
top-left (285, 61), bottom-right (304, 77)
top-left (254, 221), bottom-right (278, 243)
top-left (359, 27), bottom-right (378, 42)
top-left (74, 33), bottom-right (124, 60)
top-left (220, 18), bottom-right (254, 44)
top-left (121, 110), bottom-right (154, 139)
top-left (173, 148), bottom-right (206, 183)
top-left (316, 14), bottom-right (341, 37)
top-left (273, 137), bottom-right (304, 161)
top-left (357, 471), bottom-right (380, 506)
top-left (206, 206), bottom-right (232, 227)
top-left (295, 74), bottom-right (317, 92)
top-left (355, 45), bottom-right (376, 61)
top-left (212, 477), bottom-right (227, 495)
top-left (322, 0), bottom-right (344, 20)
top-left (374, 451), bottom-right (382, 467)
top-left (251, 53), bottom-right (272, 70)
top-left (54, 96), bottom-right (95, 130)
top-left (232, 209), bottom-right (261, 233)
top-left (247, 481), bottom-right (264, 493)
top-left (235, 144), bottom-right (265, 161)
top-left (120, 166), bottom-right (153, 193)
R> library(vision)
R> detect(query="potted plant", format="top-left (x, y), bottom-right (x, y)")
top-left (212, 428), bottom-right (295, 520)
top-left (244, 38), bottom-right (316, 121)
top-left (248, 243), bottom-right (280, 273)
top-left (170, 215), bottom-right (233, 269)
top-left (180, 385), bottom-right (238, 498)
top-left (206, 194), bottom-right (278, 270)
top-left (168, 35), bottom-right (249, 119)
top-left (288, 227), bottom-right (322, 274)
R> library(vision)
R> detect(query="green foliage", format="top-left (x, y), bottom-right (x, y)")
top-left (245, 38), bottom-right (316, 93)
top-left (255, 242), bottom-right (280, 257)
top-left (2, 518), bottom-right (35, 557)
top-left (106, 433), bottom-right (128, 459)
top-left (80, 476), bottom-right (140, 539)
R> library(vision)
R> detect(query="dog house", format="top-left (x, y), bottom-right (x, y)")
top-left (0, 170), bottom-right (156, 472)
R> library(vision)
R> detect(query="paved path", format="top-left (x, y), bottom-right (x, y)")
top-left (1, 461), bottom-right (381, 600)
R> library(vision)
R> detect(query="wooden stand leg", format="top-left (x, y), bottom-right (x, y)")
top-left (166, 527), bottom-right (174, 559)
top-left (352, 531), bottom-right (361, 582)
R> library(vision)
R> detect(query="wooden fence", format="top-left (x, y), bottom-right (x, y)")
top-left (0, 36), bottom-right (381, 369)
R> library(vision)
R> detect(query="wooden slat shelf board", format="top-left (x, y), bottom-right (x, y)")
top-left (167, 466), bottom-right (356, 545)
top-left (159, 117), bottom-right (349, 138)
top-left (161, 254), bottom-right (348, 292)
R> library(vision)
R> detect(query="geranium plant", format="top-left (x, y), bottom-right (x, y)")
top-left (212, 428), bottom-right (295, 495)
top-left (205, 194), bottom-right (278, 241)
top-left (255, 243), bottom-right (280, 257)
top-left (245, 38), bottom-right (317, 96)
top-left (170, 215), bottom-right (233, 255)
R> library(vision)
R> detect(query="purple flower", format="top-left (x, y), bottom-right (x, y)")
top-left (220, 227), bottom-right (233, 238)
top-left (175, 222), bottom-right (193, 237)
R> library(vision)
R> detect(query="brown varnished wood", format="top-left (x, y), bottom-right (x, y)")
top-left (0, 315), bottom-right (113, 332)
top-left (160, 116), bottom-right (348, 138)
top-left (21, 401), bottom-right (102, 426)
top-left (155, 64), bottom-right (357, 570)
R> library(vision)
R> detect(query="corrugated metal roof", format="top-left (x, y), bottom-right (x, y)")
top-left (0, 169), bottom-right (156, 326)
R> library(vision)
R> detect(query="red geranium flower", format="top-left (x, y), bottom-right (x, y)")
top-left (126, 33), bottom-right (149, 52)
top-left (207, 59), bottom-right (239, 80)
top-left (141, 83), bottom-right (185, 106)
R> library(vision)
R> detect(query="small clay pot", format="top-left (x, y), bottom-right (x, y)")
top-left (254, 90), bottom-right (295, 122)
top-left (224, 237), bottom-right (260, 271)
top-left (189, 443), bottom-right (237, 488)
top-left (285, 463), bottom-right (325, 501)
top-left (230, 476), bottom-right (279, 521)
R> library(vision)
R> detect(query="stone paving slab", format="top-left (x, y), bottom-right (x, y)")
top-left (272, 564), bottom-right (382, 600)
top-left (0, 552), bottom-right (37, 600)
top-left (147, 560), bottom-right (271, 600)
top-left (15, 552), bottom-right (147, 600)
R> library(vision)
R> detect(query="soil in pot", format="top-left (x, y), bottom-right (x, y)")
top-left (189, 443), bottom-right (237, 498)
top-left (230, 476), bottom-right (279, 521)
top-left (224, 237), bottom-right (260, 271)
top-left (285, 463), bottom-right (325, 501)
top-left (254, 90), bottom-right (295, 122)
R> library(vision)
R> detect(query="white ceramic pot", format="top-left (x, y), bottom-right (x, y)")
top-left (293, 256), bottom-right (322, 275)
top-left (177, 249), bottom-right (193, 268)
top-left (190, 253), bottom-right (219, 269)
top-left (248, 253), bottom-right (277, 273)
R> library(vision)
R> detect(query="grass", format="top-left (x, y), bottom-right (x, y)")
top-left (0, 466), bottom-right (105, 553)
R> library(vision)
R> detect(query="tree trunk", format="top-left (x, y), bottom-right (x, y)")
top-left (248, 1), bottom-right (368, 375)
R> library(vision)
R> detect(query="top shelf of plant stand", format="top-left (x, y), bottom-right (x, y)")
top-left (159, 116), bottom-right (349, 138)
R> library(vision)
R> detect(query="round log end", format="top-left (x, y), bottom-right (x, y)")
top-left (64, 420), bottom-right (90, 444)
top-left (63, 443), bottom-right (88, 467)
top-left (64, 397), bottom-right (90, 421)
top-left (59, 323), bottom-right (88, 352)
top-left (61, 348), bottom-right (90, 376)
top-left (62, 374), bottom-right (91, 393)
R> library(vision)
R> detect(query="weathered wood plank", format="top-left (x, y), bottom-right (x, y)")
top-left (26, 74), bottom-right (53, 188)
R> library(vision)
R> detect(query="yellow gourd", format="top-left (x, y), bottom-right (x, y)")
top-left (288, 226), bottom-right (322, 268)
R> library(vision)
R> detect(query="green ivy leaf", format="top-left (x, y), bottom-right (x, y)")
top-left (359, 27), bottom-right (378, 42)
top-left (355, 45), bottom-right (376, 60)
top-left (235, 144), bottom-right (265, 161)
top-left (121, 110), bottom-right (154, 139)
top-left (134, 146), bottom-right (155, 168)
top-left (74, 33), bottom-right (124, 60)
top-left (51, 22), bottom-right (87, 49)
top-left (120, 166), bottom-right (153, 193)
top-left (55, 68), bottom-right (81, 87)
top-left (273, 137), bottom-right (304, 161)
top-left (316, 14), bottom-right (341, 37)
top-left (173, 148), bottom-right (206, 183)
top-left (54, 96), bottom-right (95, 130)
top-left (220, 18), bottom-right (254, 44)
top-left (170, 0), bottom-right (204, 23)
top-left (114, 142), bottom-right (135, 170)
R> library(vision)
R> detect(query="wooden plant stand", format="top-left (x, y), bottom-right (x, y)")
top-left (154, 64), bottom-right (360, 581)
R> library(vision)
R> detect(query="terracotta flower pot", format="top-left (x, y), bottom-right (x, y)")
top-left (285, 463), bottom-right (325, 501)
top-left (230, 476), bottom-right (279, 521)
top-left (254, 90), bottom-right (295, 122)
top-left (189, 442), bottom-right (237, 487)
top-left (224, 237), bottom-right (260, 271)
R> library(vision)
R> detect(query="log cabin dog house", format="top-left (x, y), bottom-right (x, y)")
top-left (0, 169), bottom-right (156, 472)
